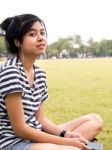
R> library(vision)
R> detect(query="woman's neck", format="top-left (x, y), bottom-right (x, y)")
top-left (19, 54), bottom-right (37, 71)
top-left (19, 54), bottom-right (36, 87)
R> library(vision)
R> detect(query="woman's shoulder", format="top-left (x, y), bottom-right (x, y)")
top-left (0, 56), bottom-right (19, 74)
top-left (34, 65), bottom-right (47, 81)
top-left (34, 64), bottom-right (46, 74)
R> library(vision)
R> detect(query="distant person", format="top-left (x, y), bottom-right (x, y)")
top-left (0, 14), bottom-right (103, 150)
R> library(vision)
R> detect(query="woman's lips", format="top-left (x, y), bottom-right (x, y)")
top-left (36, 44), bottom-right (46, 50)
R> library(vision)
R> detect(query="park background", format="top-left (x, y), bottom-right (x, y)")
top-left (37, 58), bottom-right (112, 149)
top-left (0, 0), bottom-right (112, 149)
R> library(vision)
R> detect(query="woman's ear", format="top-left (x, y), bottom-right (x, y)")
top-left (14, 39), bottom-right (21, 48)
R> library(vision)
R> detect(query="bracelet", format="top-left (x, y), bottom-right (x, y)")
top-left (59, 130), bottom-right (67, 137)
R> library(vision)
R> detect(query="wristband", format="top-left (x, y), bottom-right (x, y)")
top-left (59, 130), bottom-right (67, 137)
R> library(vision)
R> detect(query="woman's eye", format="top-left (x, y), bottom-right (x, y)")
top-left (29, 32), bottom-right (36, 36)
top-left (41, 31), bottom-right (46, 36)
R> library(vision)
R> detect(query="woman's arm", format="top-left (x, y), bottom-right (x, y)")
top-left (5, 93), bottom-right (89, 149)
top-left (35, 103), bottom-right (88, 144)
top-left (35, 102), bottom-right (63, 136)
top-left (5, 93), bottom-right (63, 142)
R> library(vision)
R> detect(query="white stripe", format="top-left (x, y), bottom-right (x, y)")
top-left (0, 56), bottom-right (48, 149)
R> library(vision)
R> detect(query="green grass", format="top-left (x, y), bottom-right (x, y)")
top-left (37, 58), bottom-right (112, 149)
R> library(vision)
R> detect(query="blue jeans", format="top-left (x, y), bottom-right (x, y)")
top-left (6, 140), bottom-right (34, 150)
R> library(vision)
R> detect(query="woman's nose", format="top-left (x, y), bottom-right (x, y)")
top-left (37, 33), bottom-right (44, 41)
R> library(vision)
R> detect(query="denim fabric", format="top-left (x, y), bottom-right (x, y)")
top-left (6, 140), bottom-right (34, 150)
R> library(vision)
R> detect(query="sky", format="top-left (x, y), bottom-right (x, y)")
top-left (0, 0), bottom-right (112, 44)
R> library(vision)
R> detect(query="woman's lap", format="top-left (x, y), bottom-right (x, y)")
top-left (6, 141), bottom-right (79, 150)
top-left (29, 143), bottom-right (80, 150)
top-left (6, 140), bottom-right (34, 150)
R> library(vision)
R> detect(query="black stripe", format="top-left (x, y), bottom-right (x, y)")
top-left (0, 56), bottom-right (48, 149)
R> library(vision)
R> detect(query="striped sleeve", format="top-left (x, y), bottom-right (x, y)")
top-left (0, 66), bottom-right (23, 98)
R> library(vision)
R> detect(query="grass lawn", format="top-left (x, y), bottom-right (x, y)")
top-left (37, 58), bottom-right (112, 149)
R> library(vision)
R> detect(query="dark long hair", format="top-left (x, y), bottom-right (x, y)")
top-left (0, 14), bottom-right (47, 54)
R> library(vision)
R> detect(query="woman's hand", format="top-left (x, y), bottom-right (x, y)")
top-left (64, 131), bottom-right (88, 144)
top-left (66, 138), bottom-right (91, 150)
top-left (64, 131), bottom-right (91, 149)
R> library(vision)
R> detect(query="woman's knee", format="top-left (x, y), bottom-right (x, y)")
top-left (29, 143), bottom-right (56, 150)
top-left (86, 113), bottom-right (103, 130)
top-left (29, 143), bottom-right (80, 150)
top-left (31, 143), bottom-right (72, 150)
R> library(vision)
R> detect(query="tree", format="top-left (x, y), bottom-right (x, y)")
top-left (0, 36), bottom-right (6, 57)
top-left (73, 34), bottom-right (86, 57)
top-left (73, 34), bottom-right (82, 46)
top-left (47, 37), bottom-right (73, 58)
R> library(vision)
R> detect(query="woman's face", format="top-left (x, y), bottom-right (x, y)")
top-left (20, 21), bottom-right (47, 57)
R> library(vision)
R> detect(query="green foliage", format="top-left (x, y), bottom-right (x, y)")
top-left (47, 37), bottom-right (73, 58)
top-left (37, 58), bottom-right (112, 149)
top-left (0, 36), bottom-right (6, 55)
top-left (47, 35), bottom-right (112, 58)
top-left (107, 49), bottom-right (112, 56)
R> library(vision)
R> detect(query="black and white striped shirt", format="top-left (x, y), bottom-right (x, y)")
top-left (0, 56), bottom-right (48, 150)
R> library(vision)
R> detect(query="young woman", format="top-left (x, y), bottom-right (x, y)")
top-left (0, 14), bottom-right (103, 150)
